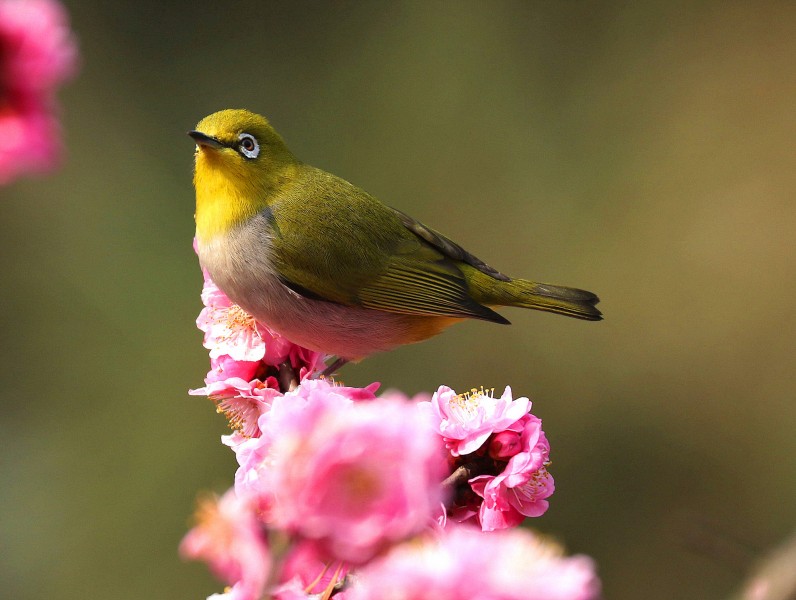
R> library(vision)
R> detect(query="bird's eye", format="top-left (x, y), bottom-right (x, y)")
top-left (237, 133), bottom-right (259, 159)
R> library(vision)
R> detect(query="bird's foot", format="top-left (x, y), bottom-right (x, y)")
top-left (320, 357), bottom-right (349, 379)
top-left (278, 361), bottom-right (299, 393)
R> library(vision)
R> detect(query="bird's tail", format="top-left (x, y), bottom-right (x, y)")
top-left (473, 274), bottom-right (602, 321)
top-left (503, 279), bottom-right (602, 321)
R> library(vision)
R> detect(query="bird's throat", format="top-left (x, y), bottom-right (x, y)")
top-left (194, 178), bottom-right (259, 242)
top-left (193, 156), bottom-right (285, 242)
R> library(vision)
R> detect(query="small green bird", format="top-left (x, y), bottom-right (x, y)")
top-left (189, 109), bottom-right (601, 368)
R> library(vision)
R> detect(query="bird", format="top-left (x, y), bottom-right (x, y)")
top-left (189, 109), bottom-right (601, 372)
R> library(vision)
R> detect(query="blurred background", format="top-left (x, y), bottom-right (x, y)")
top-left (2, 1), bottom-right (795, 598)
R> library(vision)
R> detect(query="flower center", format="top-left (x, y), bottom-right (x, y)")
top-left (214, 395), bottom-right (261, 437)
top-left (451, 386), bottom-right (495, 414)
top-left (328, 462), bottom-right (383, 511)
top-left (225, 304), bottom-right (256, 331)
top-left (194, 496), bottom-right (235, 551)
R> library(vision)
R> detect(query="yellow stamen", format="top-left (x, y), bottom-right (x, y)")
top-left (451, 386), bottom-right (496, 414)
top-left (225, 304), bottom-right (256, 330)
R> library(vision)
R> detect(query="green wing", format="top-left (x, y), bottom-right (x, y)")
top-left (268, 167), bottom-right (508, 323)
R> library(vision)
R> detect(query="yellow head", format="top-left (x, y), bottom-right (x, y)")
top-left (189, 109), bottom-right (298, 241)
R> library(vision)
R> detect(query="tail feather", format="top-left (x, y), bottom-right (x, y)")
top-left (518, 281), bottom-right (602, 321)
top-left (477, 276), bottom-right (602, 321)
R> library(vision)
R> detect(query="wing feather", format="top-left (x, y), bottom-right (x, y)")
top-left (267, 167), bottom-right (508, 323)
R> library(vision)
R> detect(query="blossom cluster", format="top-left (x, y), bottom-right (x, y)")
top-left (183, 263), bottom-right (601, 599)
top-left (0, 0), bottom-right (78, 184)
top-left (190, 263), bottom-right (326, 438)
top-left (421, 385), bottom-right (555, 531)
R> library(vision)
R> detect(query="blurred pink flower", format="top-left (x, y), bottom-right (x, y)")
top-left (0, 0), bottom-right (77, 184)
top-left (234, 381), bottom-right (446, 564)
top-left (269, 580), bottom-right (313, 600)
top-left (349, 524), bottom-right (600, 600)
top-left (271, 397), bottom-right (445, 564)
top-left (378, 388), bottom-right (432, 403)
top-left (180, 489), bottom-right (270, 600)
top-left (231, 379), bottom-right (359, 501)
top-left (278, 541), bottom-right (349, 597)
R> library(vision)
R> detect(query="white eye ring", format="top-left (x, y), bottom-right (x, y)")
top-left (238, 133), bottom-right (259, 159)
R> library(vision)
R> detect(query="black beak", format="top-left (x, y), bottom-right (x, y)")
top-left (188, 130), bottom-right (225, 149)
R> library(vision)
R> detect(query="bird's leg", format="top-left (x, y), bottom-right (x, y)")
top-left (440, 455), bottom-right (494, 512)
top-left (278, 361), bottom-right (299, 392)
top-left (320, 356), bottom-right (349, 379)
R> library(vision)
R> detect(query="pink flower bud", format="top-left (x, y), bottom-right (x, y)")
top-left (489, 430), bottom-right (522, 459)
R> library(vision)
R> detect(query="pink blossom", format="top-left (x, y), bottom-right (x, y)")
top-left (420, 386), bottom-right (530, 456)
top-left (204, 354), bottom-right (262, 385)
top-left (198, 278), bottom-right (267, 362)
top-left (285, 342), bottom-right (326, 380)
top-left (471, 468), bottom-right (554, 530)
top-left (221, 430), bottom-right (249, 453)
top-left (423, 386), bottom-right (554, 530)
top-left (269, 397), bottom-right (445, 564)
top-left (469, 414), bottom-right (554, 530)
top-left (330, 380), bottom-right (380, 401)
top-left (489, 429), bottom-right (523, 459)
top-left (180, 489), bottom-right (270, 600)
top-left (190, 377), bottom-right (281, 438)
top-left (0, 0), bottom-right (78, 184)
top-left (231, 379), bottom-right (359, 500)
top-left (496, 414), bottom-right (550, 489)
top-left (235, 381), bottom-right (446, 564)
top-left (227, 380), bottom-right (381, 515)
top-left (349, 524), bottom-right (600, 600)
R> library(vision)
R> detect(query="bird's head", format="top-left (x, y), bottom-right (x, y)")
top-left (189, 109), bottom-right (298, 241)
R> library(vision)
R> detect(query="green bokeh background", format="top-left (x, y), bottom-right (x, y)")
top-left (2, 1), bottom-right (795, 598)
